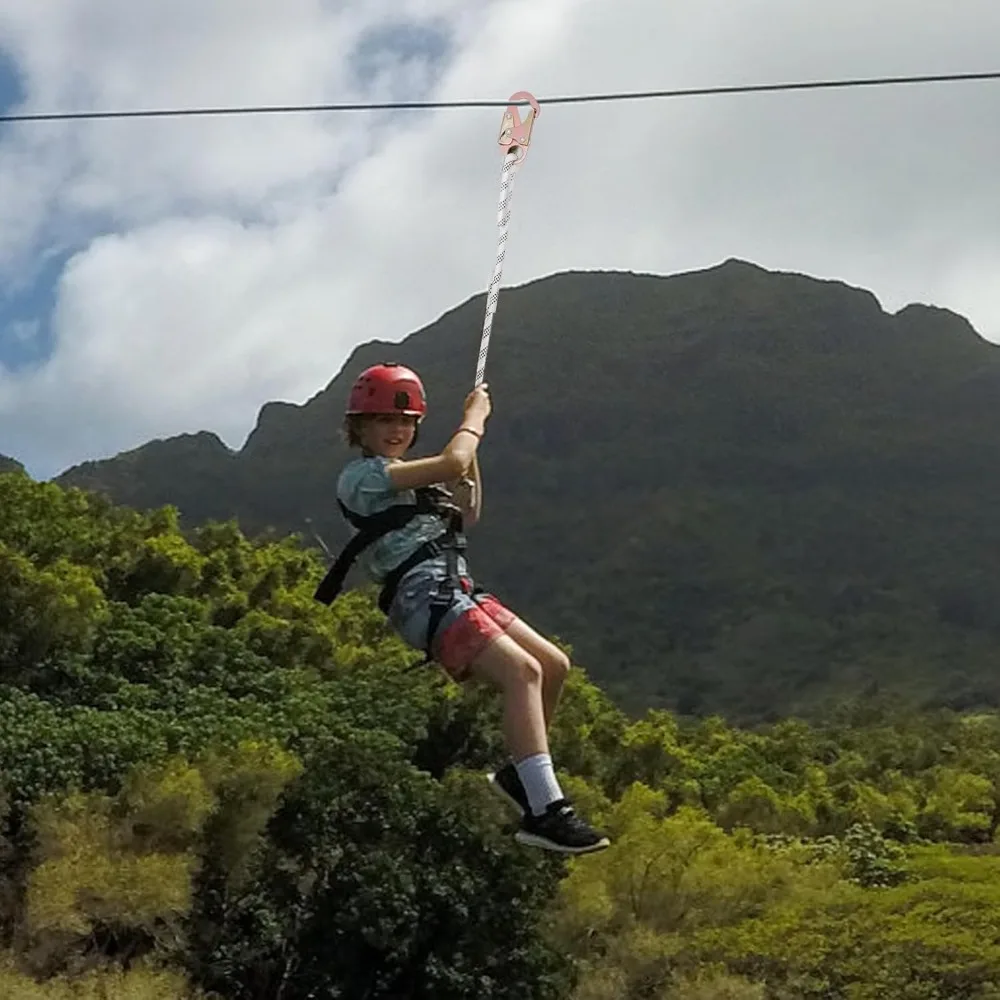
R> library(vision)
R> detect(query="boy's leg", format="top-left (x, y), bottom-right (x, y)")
top-left (468, 592), bottom-right (570, 730)
top-left (464, 633), bottom-right (549, 761)
top-left (465, 635), bottom-right (609, 856)
top-left (497, 617), bottom-right (570, 731)
top-left (432, 604), bottom-right (547, 816)
top-left (464, 600), bottom-right (573, 814)
top-left (430, 588), bottom-right (610, 854)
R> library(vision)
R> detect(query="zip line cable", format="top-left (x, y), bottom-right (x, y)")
top-left (2, 70), bottom-right (999, 124)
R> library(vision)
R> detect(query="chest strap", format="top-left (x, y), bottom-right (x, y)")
top-left (313, 487), bottom-right (462, 608)
top-left (314, 484), bottom-right (482, 663)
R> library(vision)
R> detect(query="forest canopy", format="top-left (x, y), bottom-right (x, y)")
top-left (3, 470), bottom-right (1000, 998)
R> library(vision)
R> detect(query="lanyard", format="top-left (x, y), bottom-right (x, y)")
top-left (475, 91), bottom-right (541, 388)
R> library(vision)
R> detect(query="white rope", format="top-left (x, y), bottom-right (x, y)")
top-left (465, 95), bottom-right (537, 509)
top-left (475, 149), bottom-right (521, 387)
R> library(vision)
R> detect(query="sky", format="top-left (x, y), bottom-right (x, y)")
top-left (0, 0), bottom-right (998, 480)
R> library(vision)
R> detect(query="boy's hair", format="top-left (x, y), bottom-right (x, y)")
top-left (342, 413), bottom-right (372, 448)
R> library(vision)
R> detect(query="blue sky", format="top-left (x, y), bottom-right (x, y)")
top-left (0, 46), bottom-right (56, 375)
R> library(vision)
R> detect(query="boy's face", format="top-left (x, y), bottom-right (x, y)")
top-left (361, 413), bottom-right (418, 459)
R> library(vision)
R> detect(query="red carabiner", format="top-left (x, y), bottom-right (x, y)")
top-left (498, 90), bottom-right (540, 162)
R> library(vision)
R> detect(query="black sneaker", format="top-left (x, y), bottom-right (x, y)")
top-left (515, 799), bottom-right (611, 855)
top-left (487, 762), bottom-right (530, 817)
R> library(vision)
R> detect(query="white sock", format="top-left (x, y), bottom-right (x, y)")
top-left (515, 753), bottom-right (564, 815)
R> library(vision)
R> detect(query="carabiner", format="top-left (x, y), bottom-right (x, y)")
top-left (498, 90), bottom-right (540, 163)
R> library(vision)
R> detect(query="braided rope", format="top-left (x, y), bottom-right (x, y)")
top-left (475, 149), bottom-right (522, 387)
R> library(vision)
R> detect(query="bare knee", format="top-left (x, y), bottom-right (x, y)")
top-left (484, 648), bottom-right (543, 691)
top-left (543, 648), bottom-right (570, 683)
top-left (508, 652), bottom-right (544, 689)
top-left (468, 636), bottom-right (546, 691)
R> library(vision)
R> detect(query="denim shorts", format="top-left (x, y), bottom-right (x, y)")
top-left (387, 554), bottom-right (516, 681)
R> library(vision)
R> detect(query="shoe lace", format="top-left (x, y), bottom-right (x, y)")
top-left (552, 800), bottom-right (592, 831)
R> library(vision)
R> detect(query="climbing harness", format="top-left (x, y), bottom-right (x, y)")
top-left (317, 91), bottom-right (541, 664)
top-left (476, 91), bottom-right (540, 388)
top-left (314, 485), bottom-right (458, 608)
top-left (313, 485), bottom-right (476, 661)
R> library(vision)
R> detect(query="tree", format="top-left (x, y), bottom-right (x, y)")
top-left (190, 733), bottom-right (572, 1000)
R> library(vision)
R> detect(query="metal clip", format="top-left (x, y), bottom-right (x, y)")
top-left (498, 90), bottom-right (540, 162)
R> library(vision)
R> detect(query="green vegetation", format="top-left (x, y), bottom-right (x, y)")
top-left (5, 470), bottom-right (1000, 996)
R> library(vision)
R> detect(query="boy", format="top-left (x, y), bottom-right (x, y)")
top-left (318, 362), bottom-right (609, 855)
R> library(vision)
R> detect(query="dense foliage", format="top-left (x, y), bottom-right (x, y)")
top-left (55, 261), bottom-right (1000, 723)
top-left (5, 471), bottom-right (1000, 996)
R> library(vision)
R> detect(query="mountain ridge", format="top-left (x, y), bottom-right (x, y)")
top-left (0, 454), bottom-right (25, 476)
top-left (48, 258), bottom-right (1000, 721)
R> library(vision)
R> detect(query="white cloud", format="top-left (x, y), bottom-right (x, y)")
top-left (1, 0), bottom-right (999, 478)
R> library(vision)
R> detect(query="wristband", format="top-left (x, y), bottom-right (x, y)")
top-left (455, 426), bottom-right (482, 440)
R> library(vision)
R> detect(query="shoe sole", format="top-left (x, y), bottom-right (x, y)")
top-left (486, 771), bottom-right (528, 817)
top-left (514, 830), bottom-right (611, 855)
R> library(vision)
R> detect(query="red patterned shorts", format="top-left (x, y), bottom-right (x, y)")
top-left (387, 563), bottom-right (517, 682)
top-left (435, 588), bottom-right (517, 681)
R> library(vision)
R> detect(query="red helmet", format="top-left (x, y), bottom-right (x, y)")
top-left (346, 362), bottom-right (427, 418)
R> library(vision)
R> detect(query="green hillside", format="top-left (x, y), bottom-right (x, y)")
top-left (0, 454), bottom-right (25, 476)
top-left (55, 259), bottom-right (1000, 722)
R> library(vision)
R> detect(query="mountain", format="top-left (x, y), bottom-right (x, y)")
top-left (0, 454), bottom-right (25, 476)
top-left (55, 259), bottom-right (1000, 722)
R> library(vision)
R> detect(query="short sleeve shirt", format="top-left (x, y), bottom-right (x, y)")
top-left (336, 455), bottom-right (448, 582)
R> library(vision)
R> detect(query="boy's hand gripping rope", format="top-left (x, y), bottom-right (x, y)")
top-left (475, 91), bottom-right (540, 388)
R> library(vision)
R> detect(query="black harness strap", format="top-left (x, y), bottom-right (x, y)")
top-left (313, 499), bottom-right (424, 606)
top-left (314, 485), bottom-right (480, 659)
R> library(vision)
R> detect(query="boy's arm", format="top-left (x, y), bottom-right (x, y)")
top-left (387, 425), bottom-right (484, 491)
top-left (387, 385), bottom-right (490, 492)
top-left (450, 453), bottom-right (482, 527)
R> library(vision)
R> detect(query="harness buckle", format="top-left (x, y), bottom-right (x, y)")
top-left (498, 91), bottom-right (540, 163)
